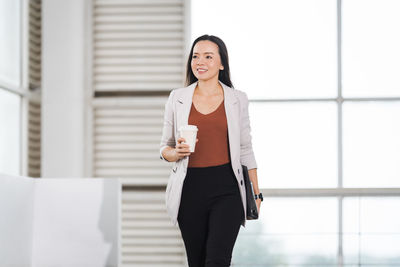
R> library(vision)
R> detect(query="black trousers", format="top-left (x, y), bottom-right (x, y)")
top-left (177, 162), bottom-right (244, 267)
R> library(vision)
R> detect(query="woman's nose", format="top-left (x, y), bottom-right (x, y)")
top-left (197, 57), bottom-right (205, 64)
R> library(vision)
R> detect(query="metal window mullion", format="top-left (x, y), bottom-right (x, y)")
top-left (338, 93), bottom-right (344, 267)
top-left (250, 98), bottom-right (337, 103)
top-left (338, 196), bottom-right (344, 267)
top-left (85, 0), bottom-right (94, 178)
top-left (20, 0), bottom-right (30, 177)
top-left (249, 97), bottom-right (400, 103)
top-left (0, 84), bottom-right (30, 96)
top-left (337, 1), bottom-right (344, 266)
top-left (344, 97), bottom-right (400, 101)
top-left (259, 188), bottom-right (400, 197)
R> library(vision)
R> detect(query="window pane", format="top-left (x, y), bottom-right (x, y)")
top-left (0, 0), bottom-right (21, 87)
top-left (0, 89), bottom-right (20, 175)
top-left (343, 197), bottom-right (400, 266)
top-left (191, 0), bottom-right (337, 99)
top-left (232, 198), bottom-right (338, 266)
top-left (342, 0), bottom-right (400, 97)
top-left (343, 102), bottom-right (400, 187)
top-left (251, 102), bottom-right (337, 188)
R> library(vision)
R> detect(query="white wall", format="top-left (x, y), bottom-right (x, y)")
top-left (0, 174), bottom-right (120, 267)
top-left (0, 174), bottom-right (34, 267)
top-left (41, 0), bottom-right (89, 177)
top-left (31, 178), bottom-right (120, 267)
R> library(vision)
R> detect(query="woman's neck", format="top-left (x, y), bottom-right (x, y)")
top-left (196, 77), bottom-right (223, 96)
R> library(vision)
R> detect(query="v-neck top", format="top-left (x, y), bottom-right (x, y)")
top-left (187, 99), bottom-right (231, 167)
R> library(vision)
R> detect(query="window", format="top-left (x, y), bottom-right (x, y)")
top-left (0, 89), bottom-right (21, 175)
top-left (192, 0), bottom-right (400, 265)
top-left (0, 0), bottom-right (22, 175)
top-left (0, 0), bottom-right (21, 87)
top-left (0, 0), bottom-right (40, 177)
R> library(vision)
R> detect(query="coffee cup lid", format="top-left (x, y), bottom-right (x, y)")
top-left (179, 125), bottom-right (198, 131)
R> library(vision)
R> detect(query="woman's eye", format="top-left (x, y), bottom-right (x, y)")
top-left (192, 55), bottom-right (212, 59)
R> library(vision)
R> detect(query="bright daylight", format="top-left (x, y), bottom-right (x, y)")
top-left (1, 0), bottom-right (400, 266)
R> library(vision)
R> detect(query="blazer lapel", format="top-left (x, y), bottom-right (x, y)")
top-left (176, 82), bottom-right (196, 129)
top-left (222, 82), bottom-right (239, 165)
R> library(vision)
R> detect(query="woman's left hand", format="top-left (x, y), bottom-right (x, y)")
top-left (256, 198), bottom-right (262, 214)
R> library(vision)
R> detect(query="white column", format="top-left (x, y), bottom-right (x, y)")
top-left (41, 0), bottom-right (89, 177)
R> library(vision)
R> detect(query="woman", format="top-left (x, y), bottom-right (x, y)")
top-left (159, 34), bottom-right (262, 267)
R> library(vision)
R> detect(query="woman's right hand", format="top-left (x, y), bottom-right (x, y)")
top-left (174, 137), bottom-right (198, 161)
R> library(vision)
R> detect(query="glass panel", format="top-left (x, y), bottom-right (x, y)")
top-left (344, 198), bottom-right (400, 234)
top-left (343, 102), bottom-right (400, 187)
top-left (232, 198), bottom-right (338, 266)
top-left (360, 236), bottom-right (400, 265)
top-left (342, 0), bottom-right (400, 97)
top-left (343, 197), bottom-right (400, 266)
top-left (251, 102), bottom-right (337, 188)
top-left (0, 0), bottom-right (21, 87)
top-left (191, 0), bottom-right (337, 99)
top-left (0, 89), bottom-right (20, 175)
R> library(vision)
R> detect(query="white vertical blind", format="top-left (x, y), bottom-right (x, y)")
top-left (27, 0), bottom-right (41, 177)
top-left (93, 96), bottom-right (186, 266)
top-left (28, 99), bottom-right (41, 177)
top-left (121, 190), bottom-right (185, 267)
top-left (93, 97), bottom-right (170, 185)
top-left (92, 0), bottom-right (188, 265)
top-left (93, 0), bottom-right (186, 92)
top-left (29, 0), bottom-right (41, 89)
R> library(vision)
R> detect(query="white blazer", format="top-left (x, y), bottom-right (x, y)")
top-left (159, 80), bottom-right (257, 227)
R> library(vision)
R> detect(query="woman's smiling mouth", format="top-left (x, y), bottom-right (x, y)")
top-left (197, 68), bottom-right (208, 74)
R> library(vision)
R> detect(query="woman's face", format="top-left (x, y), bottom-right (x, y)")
top-left (191, 40), bottom-right (224, 82)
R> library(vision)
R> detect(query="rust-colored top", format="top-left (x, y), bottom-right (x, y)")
top-left (188, 99), bottom-right (230, 167)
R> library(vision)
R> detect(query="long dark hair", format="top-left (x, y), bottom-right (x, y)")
top-left (185, 34), bottom-right (234, 88)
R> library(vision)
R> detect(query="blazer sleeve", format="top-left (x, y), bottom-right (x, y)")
top-left (239, 91), bottom-right (258, 170)
top-left (159, 90), bottom-right (176, 162)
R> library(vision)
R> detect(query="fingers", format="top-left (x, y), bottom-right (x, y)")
top-left (176, 138), bottom-right (189, 149)
top-left (175, 137), bottom-right (199, 159)
top-left (177, 137), bottom-right (199, 144)
top-left (175, 137), bottom-right (190, 159)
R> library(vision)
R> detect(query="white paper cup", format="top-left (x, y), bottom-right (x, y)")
top-left (178, 125), bottom-right (198, 153)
